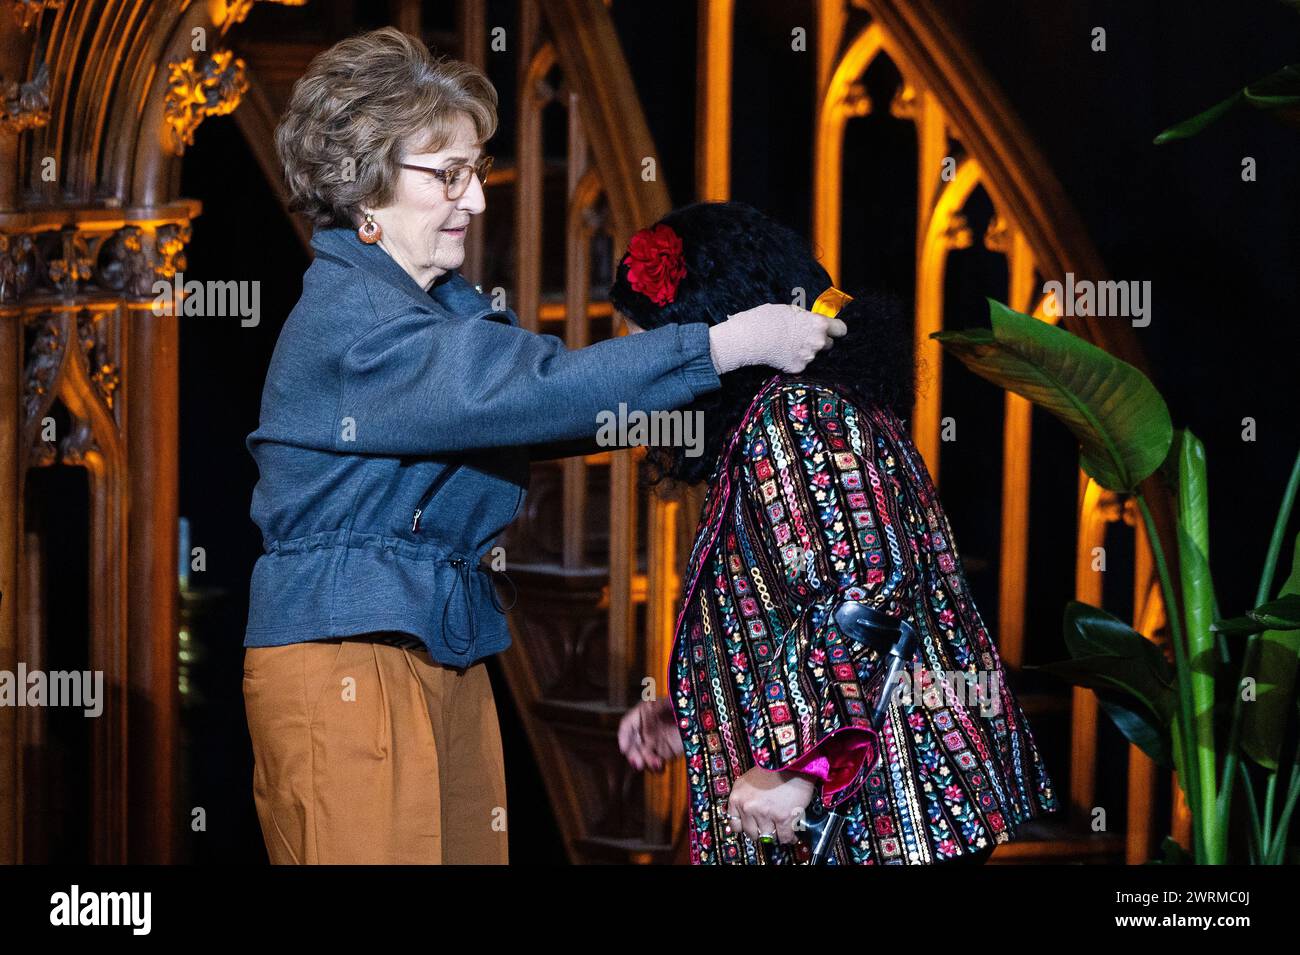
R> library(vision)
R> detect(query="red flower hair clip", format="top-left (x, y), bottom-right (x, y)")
top-left (622, 223), bottom-right (686, 306)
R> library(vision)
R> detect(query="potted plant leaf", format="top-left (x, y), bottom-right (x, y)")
top-left (934, 300), bottom-right (1300, 864)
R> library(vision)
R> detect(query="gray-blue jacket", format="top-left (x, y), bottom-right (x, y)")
top-left (244, 226), bottom-right (721, 666)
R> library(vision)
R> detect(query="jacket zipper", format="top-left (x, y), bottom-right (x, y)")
top-left (411, 462), bottom-right (462, 534)
top-left (411, 463), bottom-right (525, 543)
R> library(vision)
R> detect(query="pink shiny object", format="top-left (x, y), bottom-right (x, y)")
top-left (779, 726), bottom-right (880, 806)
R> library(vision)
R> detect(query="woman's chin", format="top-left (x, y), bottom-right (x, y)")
top-left (430, 242), bottom-right (465, 273)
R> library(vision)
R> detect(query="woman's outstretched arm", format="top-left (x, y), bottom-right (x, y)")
top-left (318, 303), bottom-right (842, 457)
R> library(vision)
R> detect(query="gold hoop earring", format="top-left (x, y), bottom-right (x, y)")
top-left (357, 212), bottom-right (382, 244)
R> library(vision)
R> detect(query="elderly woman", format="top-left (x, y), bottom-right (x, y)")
top-left (240, 28), bottom-right (844, 865)
top-left (614, 202), bottom-right (1058, 864)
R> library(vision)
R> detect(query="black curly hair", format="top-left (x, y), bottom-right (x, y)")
top-left (609, 201), bottom-right (916, 485)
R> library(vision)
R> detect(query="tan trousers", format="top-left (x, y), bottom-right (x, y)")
top-left (242, 636), bottom-right (509, 864)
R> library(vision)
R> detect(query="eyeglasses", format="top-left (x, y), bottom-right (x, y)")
top-left (398, 156), bottom-right (494, 200)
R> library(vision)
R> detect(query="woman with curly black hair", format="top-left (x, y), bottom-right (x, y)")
top-left (613, 201), bottom-right (1059, 865)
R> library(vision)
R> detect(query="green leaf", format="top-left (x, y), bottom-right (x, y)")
top-left (1096, 689), bottom-right (1175, 769)
top-left (1155, 64), bottom-right (1300, 143)
top-left (1038, 603), bottom-right (1178, 762)
top-left (1243, 64), bottom-right (1300, 108)
top-left (1063, 600), bottom-right (1174, 682)
top-left (1169, 429), bottom-right (1219, 861)
top-left (1155, 90), bottom-right (1246, 144)
top-left (1146, 835), bottom-right (1193, 865)
top-left (932, 300), bottom-right (1173, 492)
top-left (1248, 594), bottom-right (1300, 630)
top-left (1242, 534), bottom-right (1300, 771)
top-left (1032, 654), bottom-right (1175, 726)
top-left (1214, 594), bottom-right (1300, 635)
top-left (1213, 614), bottom-right (1273, 637)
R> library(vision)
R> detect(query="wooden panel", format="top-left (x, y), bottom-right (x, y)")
top-left (0, 0), bottom-right (257, 863)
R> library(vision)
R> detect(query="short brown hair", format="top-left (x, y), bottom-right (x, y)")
top-left (276, 27), bottom-right (498, 229)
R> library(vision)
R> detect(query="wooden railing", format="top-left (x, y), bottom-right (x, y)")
top-left (493, 0), bottom-right (686, 863)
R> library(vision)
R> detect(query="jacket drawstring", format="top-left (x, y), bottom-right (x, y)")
top-left (483, 565), bottom-right (517, 613)
top-left (442, 558), bottom-right (477, 656)
top-left (441, 559), bottom-right (518, 655)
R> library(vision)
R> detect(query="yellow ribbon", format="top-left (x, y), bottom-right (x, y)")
top-left (811, 286), bottom-right (853, 318)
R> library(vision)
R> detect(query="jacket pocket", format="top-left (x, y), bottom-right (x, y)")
top-left (411, 462), bottom-right (462, 534)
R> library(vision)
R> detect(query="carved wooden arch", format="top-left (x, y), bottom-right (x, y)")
top-left (0, 0), bottom-right (290, 863)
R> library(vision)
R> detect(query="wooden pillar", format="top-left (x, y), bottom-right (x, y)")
top-left (126, 304), bottom-right (180, 863)
top-left (0, 0), bottom-right (256, 863)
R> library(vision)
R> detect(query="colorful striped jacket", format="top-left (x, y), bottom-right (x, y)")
top-left (669, 375), bottom-right (1059, 864)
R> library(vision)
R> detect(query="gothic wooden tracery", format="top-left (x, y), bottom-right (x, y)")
top-left (0, 0), bottom-right (294, 864)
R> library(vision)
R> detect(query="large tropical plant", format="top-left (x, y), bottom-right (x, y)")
top-left (934, 300), bottom-right (1300, 864)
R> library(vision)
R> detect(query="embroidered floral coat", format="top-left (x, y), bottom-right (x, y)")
top-left (669, 376), bottom-right (1058, 864)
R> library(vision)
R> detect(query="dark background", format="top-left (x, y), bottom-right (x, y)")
top-left (175, 0), bottom-right (1298, 862)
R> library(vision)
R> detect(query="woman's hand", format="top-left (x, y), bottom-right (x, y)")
top-left (708, 303), bottom-right (848, 375)
top-left (725, 766), bottom-right (816, 845)
top-left (618, 697), bottom-right (684, 771)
